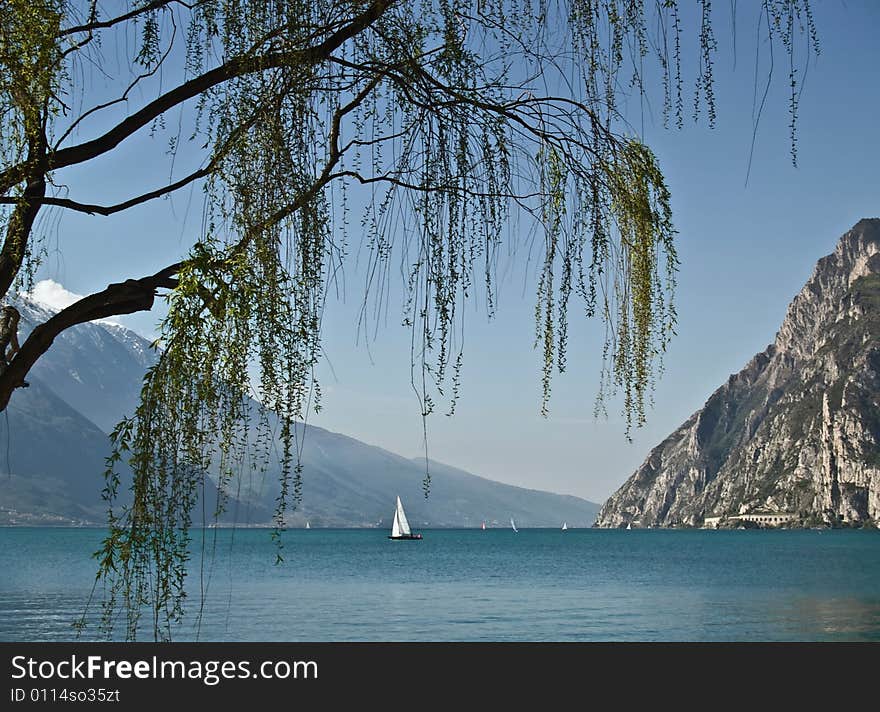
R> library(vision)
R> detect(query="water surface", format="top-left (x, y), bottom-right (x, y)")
top-left (1, 527), bottom-right (878, 641)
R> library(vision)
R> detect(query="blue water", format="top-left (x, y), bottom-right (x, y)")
top-left (1, 527), bottom-right (879, 641)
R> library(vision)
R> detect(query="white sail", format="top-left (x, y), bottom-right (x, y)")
top-left (392, 496), bottom-right (411, 537)
top-left (562, 522), bottom-right (567, 531)
top-left (510, 517), bottom-right (518, 533)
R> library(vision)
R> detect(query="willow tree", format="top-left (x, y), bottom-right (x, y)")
top-left (0, 0), bottom-right (818, 638)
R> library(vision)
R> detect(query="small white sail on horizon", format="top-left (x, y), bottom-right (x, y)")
top-left (561, 522), bottom-right (568, 531)
top-left (510, 517), bottom-right (518, 533)
top-left (305, 521), bottom-right (310, 529)
top-left (391, 495), bottom-right (412, 538)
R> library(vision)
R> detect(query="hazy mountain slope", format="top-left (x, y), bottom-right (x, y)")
top-left (0, 376), bottom-right (273, 525)
top-left (0, 378), bottom-right (113, 523)
top-left (407, 459), bottom-right (599, 527)
top-left (596, 218), bottom-right (880, 527)
top-left (243, 429), bottom-right (599, 527)
top-left (3, 297), bottom-right (598, 527)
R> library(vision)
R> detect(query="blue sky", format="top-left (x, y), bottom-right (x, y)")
top-left (29, 1), bottom-right (880, 504)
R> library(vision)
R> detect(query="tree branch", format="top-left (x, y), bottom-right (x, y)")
top-left (0, 165), bottom-right (211, 216)
top-left (57, 1), bottom-right (196, 38)
top-left (25, 73), bottom-right (298, 217)
top-left (0, 263), bottom-right (181, 411)
top-left (0, 0), bottom-right (397, 194)
top-left (56, 14), bottom-right (181, 149)
top-left (0, 133), bottom-right (48, 298)
top-left (0, 69), bottom-right (385, 405)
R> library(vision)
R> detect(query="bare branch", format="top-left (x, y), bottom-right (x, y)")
top-left (0, 164), bottom-right (211, 216)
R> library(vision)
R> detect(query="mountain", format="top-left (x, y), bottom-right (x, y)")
top-left (256, 441), bottom-right (599, 528)
top-left (1, 294), bottom-right (598, 527)
top-left (596, 218), bottom-right (880, 528)
top-left (0, 378), bottom-right (119, 524)
top-left (16, 299), bottom-right (157, 432)
top-left (0, 372), bottom-right (273, 527)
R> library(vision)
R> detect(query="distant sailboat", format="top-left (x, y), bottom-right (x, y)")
top-left (481, 522), bottom-right (486, 531)
top-left (388, 496), bottom-right (422, 540)
top-left (561, 522), bottom-right (568, 531)
top-left (626, 522), bottom-right (632, 530)
top-left (510, 517), bottom-right (518, 533)
top-left (305, 521), bottom-right (310, 529)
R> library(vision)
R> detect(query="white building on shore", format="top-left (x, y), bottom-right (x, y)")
top-left (702, 512), bottom-right (798, 528)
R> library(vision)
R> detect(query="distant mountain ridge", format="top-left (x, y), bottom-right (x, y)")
top-left (1, 294), bottom-right (598, 527)
top-left (596, 219), bottom-right (880, 528)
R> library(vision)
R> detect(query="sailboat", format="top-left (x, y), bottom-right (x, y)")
top-left (388, 496), bottom-right (422, 540)
top-left (561, 522), bottom-right (568, 531)
top-left (481, 522), bottom-right (486, 531)
top-left (510, 517), bottom-right (518, 533)
top-left (305, 521), bottom-right (310, 529)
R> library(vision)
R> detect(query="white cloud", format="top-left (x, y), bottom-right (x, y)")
top-left (28, 279), bottom-right (81, 312)
top-left (27, 279), bottom-right (123, 326)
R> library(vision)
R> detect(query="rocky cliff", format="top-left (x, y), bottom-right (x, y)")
top-left (595, 218), bottom-right (880, 528)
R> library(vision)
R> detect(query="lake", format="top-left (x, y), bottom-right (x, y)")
top-left (1, 527), bottom-right (878, 641)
